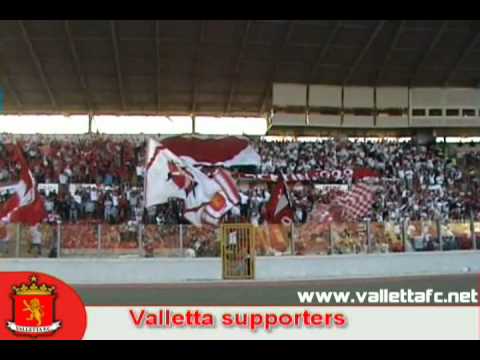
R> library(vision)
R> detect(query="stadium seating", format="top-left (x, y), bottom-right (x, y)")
top-left (1, 134), bottom-right (479, 228)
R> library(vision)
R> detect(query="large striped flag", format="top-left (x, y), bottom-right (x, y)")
top-left (144, 138), bottom-right (240, 226)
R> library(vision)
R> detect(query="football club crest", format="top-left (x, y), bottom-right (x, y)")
top-left (6, 274), bottom-right (62, 337)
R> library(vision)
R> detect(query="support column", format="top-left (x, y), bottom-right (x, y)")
top-left (290, 223), bottom-right (296, 255)
top-left (329, 223), bottom-right (334, 255)
top-left (179, 224), bottom-right (184, 256)
top-left (57, 223), bottom-right (61, 258)
top-left (97, 224), bottom-right (101, 256)
top-left (402, 220), bottom-right (407, 252)
top-left (88, 112), bottom-right (93, 133)
top-left (15, 224), bottom-right (20, 258)
top-left (366, 220), bottom-right (372, 253)
top-left (437, 220), bottom-right (443, 251)
top-left (471, 216), bottom-right (477, 250)
top-left (138, 224), bottom-right (143, 257)
top-left (192, 115), bottom-right (196, 134)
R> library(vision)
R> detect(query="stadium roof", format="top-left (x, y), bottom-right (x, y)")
top-left (1, 20), bottom-right (480, 116)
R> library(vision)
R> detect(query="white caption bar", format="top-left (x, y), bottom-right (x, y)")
top-left (83, 306), bottom-right (480, 340)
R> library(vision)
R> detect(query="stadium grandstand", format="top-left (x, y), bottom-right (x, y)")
top-left (1, 21), bottom-right (480, 298)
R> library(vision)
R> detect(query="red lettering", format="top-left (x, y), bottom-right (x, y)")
top-left (129, 309), bottom-right (145, 327)
top-left (235, 313), bottom-right (248, 326)
top-left (146, 314), bottom-right (157, 326)
top-left (251, 314), bottom-right (264, 331)
top-left (310, 314), bottom-right (323, 326)
top-left (303, 310), bottom-right (312, 326)
top-left (172, 314), bottom-right (184, 326)
top-left (264, 314), bottom-right (277, 331)
top-left (202, 314), bottom-right (214, 327)
top-left (324, 313), bottom-right (333, 327)
top-left (279, 314), bottom-right (293, 327)
top-left (222, 314), bottom-right (233, 327)
top-left (334, 314), bottom-right (347, 328)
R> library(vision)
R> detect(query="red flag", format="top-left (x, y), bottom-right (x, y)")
top-left (265, 182), bottom-right (294, 225)
top-left (8, 193), bottom-right (47, 226)
top-left (0, 145), bottom-right (46, 226)
top-left (160, 135), bottom-right (260, 167)
top-left (353, 168), bottom-right (380, 181)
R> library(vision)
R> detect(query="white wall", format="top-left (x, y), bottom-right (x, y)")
top-left (309, 85), bottom-right (342, 107)
top-left (273, 83), bottom-right (307, 107)
top-left (1, 251), bottom-right (479, 285)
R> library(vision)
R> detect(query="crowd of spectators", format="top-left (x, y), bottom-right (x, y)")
top-left (1, 134), bottom-right (480, 227)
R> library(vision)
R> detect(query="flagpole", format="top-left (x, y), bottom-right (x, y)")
top-left (143, 138), bottom-right (151, 212)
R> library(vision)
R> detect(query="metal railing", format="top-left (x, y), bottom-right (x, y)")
top-left (0, 220), bottom-right (478, 259)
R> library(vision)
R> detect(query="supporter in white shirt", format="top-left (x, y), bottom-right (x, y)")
top-left (250, 211), bottom-right (260, 226)
top-left (90, 189), bottom-right (98, 202)
top-left (262, 190), bottom-right (271, 203)
top-left (231, 206), bottom-right (241, 217)
top-left (45, 199), bottom-right (54, 213)
top-left (113, 195), bottom-right (119, 207)
top-left (240, 192), bottom-right (249, 205)
top-left (59, 173), bottom-right (68, 185)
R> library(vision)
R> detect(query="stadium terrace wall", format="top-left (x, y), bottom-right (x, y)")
top-left (270, 85), bottom-right (480, 136)
top-left (1, 251), bottom-right (480, 285)
top-left (265, 126), bottom-right (480, 138)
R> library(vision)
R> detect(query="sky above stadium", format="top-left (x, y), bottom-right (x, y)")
top-left (0, 115), bottom-right (268, 135)
top-left (1, 115), bottom-right (480, 142)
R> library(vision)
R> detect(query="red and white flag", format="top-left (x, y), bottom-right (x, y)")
top-left (159, 135), bottom-right (260, 167)
top-left (265, 182), bottom-right (294, 225)
top-left (0, 144), bottom-right (46, 226)
top-left (144, 139), bottom-right (240, 226)
top-left (333, 183), bottom-right (377, 221)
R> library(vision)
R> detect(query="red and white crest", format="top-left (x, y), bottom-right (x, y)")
top-left (7, 275), bottom-right (62, 338)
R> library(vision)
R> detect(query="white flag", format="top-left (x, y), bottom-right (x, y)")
top-left (144, 138), bottom-right (240, 226)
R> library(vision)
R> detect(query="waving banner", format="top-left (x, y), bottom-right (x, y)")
top-left (0, 144), bottom-right (46, 226)
top-left (144, 138), bottom-right (240, 226)
top-left (159, 135), bottom-right (261, 167)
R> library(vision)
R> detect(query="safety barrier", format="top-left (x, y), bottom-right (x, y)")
top-left (2, 251), bottom-right (480, 284)
top-left (0, 220), bottom-right (478, 259)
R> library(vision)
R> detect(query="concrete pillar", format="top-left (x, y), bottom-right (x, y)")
top-left (88, 112), bottom-right (93, 133)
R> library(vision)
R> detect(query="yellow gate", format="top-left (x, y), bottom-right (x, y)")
top-left (221, 224), bottom-right (256, 280)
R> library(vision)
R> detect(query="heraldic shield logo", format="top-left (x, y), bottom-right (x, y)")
top-left (0, 272), bottom-right (87, 340)
top-left (7, 275), bottom-right (62, 337)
